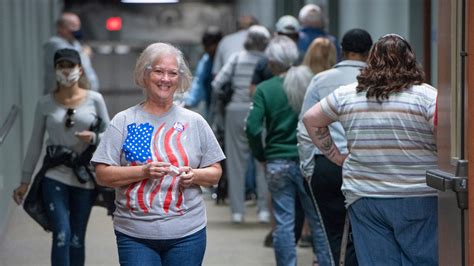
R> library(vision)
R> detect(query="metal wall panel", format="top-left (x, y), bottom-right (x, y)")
top-left (0, 0), bottom-right (61, 242)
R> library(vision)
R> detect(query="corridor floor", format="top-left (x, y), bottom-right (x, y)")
top-left (0, 195), bottom-right (313, 265)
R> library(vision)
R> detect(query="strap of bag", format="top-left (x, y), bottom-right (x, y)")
top-left (229, 52), bottom-right (239, 86)
top-left (339, 214), bottom-right (350, 265)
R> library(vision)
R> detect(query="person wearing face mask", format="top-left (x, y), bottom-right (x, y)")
top-left (43, 12), bottom-right (100, 93)
top-left (13, 48), bottom-right (110, 266)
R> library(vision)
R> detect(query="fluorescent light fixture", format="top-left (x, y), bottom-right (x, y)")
top-left (121, 0), bottom-right (179, 3)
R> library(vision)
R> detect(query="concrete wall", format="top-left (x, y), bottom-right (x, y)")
top-left (0, 0), bottom-right (61, 242)
top-left (338, 0), bottom-right (426, 66)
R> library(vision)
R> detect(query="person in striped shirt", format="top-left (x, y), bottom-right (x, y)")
top-left (303, 34), bottom-right (438, 265)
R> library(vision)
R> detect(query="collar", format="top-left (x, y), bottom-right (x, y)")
top-left (333, 60), bottom-right (366, 69)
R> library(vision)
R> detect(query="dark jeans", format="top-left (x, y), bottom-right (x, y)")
top-left (311, 155), bottom-right (358, 265)
top-left (42, 177), bottom-right (97, 266)
top-left (115, 227), bottom-right (207, 266)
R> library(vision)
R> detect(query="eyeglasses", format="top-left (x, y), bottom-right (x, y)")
top-left (65, 108), bottom-right (76, 128)
top-left (147, 65), bottom-right (179, 79)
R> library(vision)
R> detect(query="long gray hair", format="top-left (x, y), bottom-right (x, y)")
top-left (283, 65), bottom-right (313, 113)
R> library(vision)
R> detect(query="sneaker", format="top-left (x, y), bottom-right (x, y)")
top-left (258, 210), bottom-right (271, 223)
top-left (231, 213), bottom-right (243, 223)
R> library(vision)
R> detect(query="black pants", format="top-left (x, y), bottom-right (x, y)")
top-left (310, 155), bottom-right (358, 266)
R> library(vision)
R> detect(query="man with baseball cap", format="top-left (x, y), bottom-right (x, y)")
top-left (297, 28), bottom-right (373, 265)
top-left (250, 15), bottom-right (302, 94)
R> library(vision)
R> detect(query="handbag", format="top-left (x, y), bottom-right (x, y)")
top-left (216, 53), bottom-right (239, 106)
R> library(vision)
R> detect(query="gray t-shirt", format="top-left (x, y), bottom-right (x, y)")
top-left (22, 91), bottom-right (110, 189)
top-left (91, 103), bottom-right (225, 239)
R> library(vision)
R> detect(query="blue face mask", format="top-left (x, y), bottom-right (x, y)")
top-left (72, 29), bottom-right (83, 40)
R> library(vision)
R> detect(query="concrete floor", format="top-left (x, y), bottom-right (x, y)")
top-left (0, 195), bottom-right (314, 265)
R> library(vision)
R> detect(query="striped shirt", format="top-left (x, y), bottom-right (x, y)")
top-left (320, 82), bottom-right (438, 206)
top-left (212, 50), bottom-right (265, 104)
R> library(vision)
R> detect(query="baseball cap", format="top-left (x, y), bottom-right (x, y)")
top-left (54, 48), bottom-right (82, 66)
top-left (275, 15), bottom-right (300, 35)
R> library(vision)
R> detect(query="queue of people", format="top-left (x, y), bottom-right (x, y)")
top-left (11, 3), bottom-right (439, 266)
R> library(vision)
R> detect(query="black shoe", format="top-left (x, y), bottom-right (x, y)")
top-left (263, 230), bottom-right (273, 248)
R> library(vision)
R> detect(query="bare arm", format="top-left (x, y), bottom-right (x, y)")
top-left (179, 162), bottom-right (222, 189)
top-left (303, 103), bottom-right (346, 166)
top-left (95, 161), bottom-right (171, 188)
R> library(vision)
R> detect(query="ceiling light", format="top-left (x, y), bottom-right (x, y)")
top-left (121, 0), bottom-right (179, 3)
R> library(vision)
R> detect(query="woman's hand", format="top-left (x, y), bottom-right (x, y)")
top-left (142, 161), bottom-right (171, 179)
top-left (178, 166), bottom-right (194, 189)
top-left (74, 130), bottom-right (95, 143)
top-left (13, 183), bottom-right (29, 205)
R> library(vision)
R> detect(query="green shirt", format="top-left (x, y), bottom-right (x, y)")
top-left (246, 76), bottom-right (300, 162)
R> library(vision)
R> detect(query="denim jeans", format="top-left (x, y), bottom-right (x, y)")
top-left (266, 159), bottom-right (333, 266)
top-left (115, 227), bottom-right (206, 266)
top-left (42, 177), bottom-right (97, 266)
top-left (348, 197), bottom-right (438, 266)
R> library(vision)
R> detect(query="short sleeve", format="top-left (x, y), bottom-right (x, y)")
top-left (319, 91), bottom-right (340, 121)
top-left (197, 117), bottom-right (226, 168)
top-left (91, 114), bottom-right (125, 166)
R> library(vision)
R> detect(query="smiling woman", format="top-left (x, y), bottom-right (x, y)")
top-left (91, 42), bottom-right (226, 266)
top-left (144, 54), bottom-right (181, 104)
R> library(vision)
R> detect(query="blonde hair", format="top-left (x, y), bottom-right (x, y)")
top-left (303, 37), bottom-right (336, 75)
top-left (134, 42), bottom-right (192, 93)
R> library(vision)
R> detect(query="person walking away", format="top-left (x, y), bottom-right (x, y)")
top-left (297, 28), bottom-right (373, 265)
top-left (246, 35), bottom-right (334, 266)
top-left (303, 34), bottom-right (438, 266)
top-left (184, 26), bottom-right (223, 118)
top-left (297, 4), bottom-right (340, 60)
top-left (212, 15), bottom-right (258, 76)
top-left (212, 25), bottom-right (271, 224)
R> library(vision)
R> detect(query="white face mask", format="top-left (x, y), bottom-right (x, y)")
top-left (56, 67), bottom-right (81, 87)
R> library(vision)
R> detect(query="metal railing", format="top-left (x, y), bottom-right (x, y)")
top-left (0, 105), bottom-right (20, 146)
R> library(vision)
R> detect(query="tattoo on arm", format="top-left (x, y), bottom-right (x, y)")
top-left (313, 127), bottom-right (343, 165)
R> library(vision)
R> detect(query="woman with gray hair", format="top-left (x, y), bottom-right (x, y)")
top-left (246, 35), bottom-right (333, 266)
top-left (92, 42), bottom-right (225, 265)
top-left (212, 25), bottom-right (271, 224)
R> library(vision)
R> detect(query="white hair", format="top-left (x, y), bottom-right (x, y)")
top-left (244, 25), bottom-right (271, 51)
top-left (134, 42), bottom-right (192, 93)
top-left (265, 35), bottom-right (299, 71)
top-left (283, 65), bottom-right (313, 113)
top-left (298, 4), bottom-right (325, 28)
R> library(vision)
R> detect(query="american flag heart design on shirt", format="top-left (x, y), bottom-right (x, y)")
top-left (122, 122), bottom-right (188, 215)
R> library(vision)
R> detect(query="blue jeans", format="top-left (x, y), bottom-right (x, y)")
top-left (348, 197), bottom-right (438, 266)
top-left (266, 159), bottom-right (333, 266)
top-left (115, 227), bottom-right (206, 266)
top-left (42, 177), bottom-right (97, 266)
